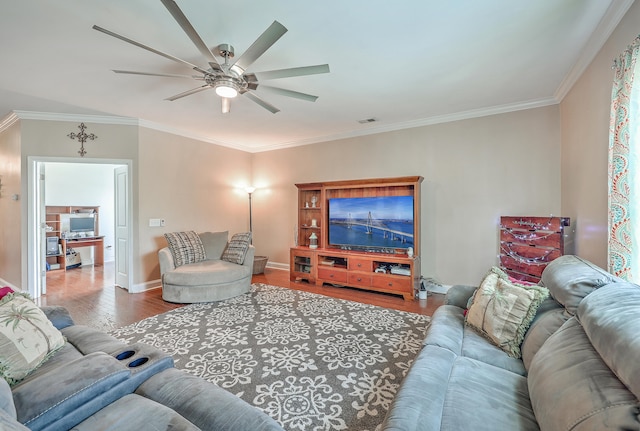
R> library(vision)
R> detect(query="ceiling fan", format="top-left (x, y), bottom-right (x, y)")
top-left (93, 0), bottom-right (329, 114)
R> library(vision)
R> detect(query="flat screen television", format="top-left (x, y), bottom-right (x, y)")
top-left (69, 216), bottom-right (95, 233)
top-left (328, 196), bottom-right (414, 251)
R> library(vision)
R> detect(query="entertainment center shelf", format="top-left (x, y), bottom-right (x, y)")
top-left (291, 176), bottom-right (422, 300)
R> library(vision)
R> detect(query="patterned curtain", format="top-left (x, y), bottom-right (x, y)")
top-left (608, 35), bottom-right (640, 280)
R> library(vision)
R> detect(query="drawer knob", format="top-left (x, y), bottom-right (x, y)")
top-left (388, 283), bottom-right (393, 287)
top-left (357, 263), bottom-right (362, 267)
top-left (329, 274), bottom-right (334, 278)
top-left (357, 278), bottom-right (362, 282)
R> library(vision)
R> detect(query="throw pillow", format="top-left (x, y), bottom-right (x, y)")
top-left (0, 293), bottom-right (66, 386)
top-left (164, 231), bottom-right (206, 267)
top-left (465, 267), bottom-right (549, 358)
top-left (0, 287), bottom-right (14, 300)
top-left (221, 232), bottom-right (252, 265)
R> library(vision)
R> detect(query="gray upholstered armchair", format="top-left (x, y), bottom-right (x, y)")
top-left (158, 231), bottom-right (254, 303)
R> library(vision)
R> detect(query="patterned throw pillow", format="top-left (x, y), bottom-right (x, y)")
top-left (164, 231), bottom-right (206, 267)
top-left (465, 267), bottom-right (549, 358)
top-left (0, 293), bottom-right (66, 386)
top-left (221, 232), bottom-right (252, 265)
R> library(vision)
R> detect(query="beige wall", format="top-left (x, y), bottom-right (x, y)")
top-left (19, 119), bottom-right (140, 291)
top-left (0, 121), bottom-right (22, 288)
top-left (253, 106), bottom-right (562, 286)
top-left (3, 2), bottom-right (636, 291)
top-left (137, 127), bottom-right (252, 284)
top-left (560, 1), bottom-right (640, 269)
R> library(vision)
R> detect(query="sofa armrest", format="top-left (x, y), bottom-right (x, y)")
top-left (136, 368), bottom-right (284, 431)
top-left (158, 247), bottom-right (176, 275)
top-left (0, 379), bottom-right (16, 421)
top-left (444, 284), bottom-right (477, 309)
top-left (13, 352), bottom-right (131, 431)
top-left (41, 305), bottom-right (75, 330)
top-left (242, 245), bottom-right (255, 269)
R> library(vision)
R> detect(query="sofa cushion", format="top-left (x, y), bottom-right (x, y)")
top-left (577, 282), bottom-right (640, 400)
top-left (528, 316), bottom-right (640, 431)
top-left (466, 267), bottom-right (549, 358)
top-left (0, 294), bottom-right (66, 386)
top-left (0, 378), bottom-right (16, 420)
top-left (424, 305), bottom-right (526, 375)
top-left (0, 410), bottom-right (30, 431)
top-left (199, 231), bottom-right (229, 260)
top-left (163, 259), bottom-right (252, 286)
top-left (221, 232), bottom-right (252, 265)
top-left (540, 255), bottom-right (623, 316)
top-left (520, 302), bottom-right (567, 371)
top-left (164, 231), bottom-right (206, 267)
top-left (71, 394), bottom-right (200, 431)
top-left (382, 345), bottom-right (538, 431)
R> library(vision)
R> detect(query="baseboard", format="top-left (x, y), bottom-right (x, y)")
top-left (265, 261), bottom-right (289, 271)
top-left (130, 279), bottom-right (162, 293)
top-left (0, 277), bottom-right (19, 292)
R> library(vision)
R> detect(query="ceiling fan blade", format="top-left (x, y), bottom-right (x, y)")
top-left (160, 0), bottom-right (222, 72)
top-left (253, 64), bottom-right (330, 81)
top-left (259, 85), bottom-right (318, 102)
top-left (230, 21), bottom-right (287, 75)
top-left (113, 70), bottom-right (200, 79)
top-left (165, 84), bottom-right (212, 101)
top-left (93, 25), bottom-right (210, 75)
top-left (243, 91), bottom-right (280, 114)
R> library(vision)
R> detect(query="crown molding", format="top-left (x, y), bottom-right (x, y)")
top-left (253, 97), bottom-right (559, 153)
top-left (0, 112), bottom-right (19, 133)
top-left (11, 110), bottom-right (139, 125)
top-left (554, 0), bottom-right (635, 101)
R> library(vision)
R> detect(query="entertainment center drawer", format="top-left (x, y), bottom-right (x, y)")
top-left (318, 267), bottom-right (347, 283)
top-left (371, 275), bottom-right (413, 292)
top-left (347, 273), bottom-right (372, 287)
top-left (348, 259), bottom-right (373, 271)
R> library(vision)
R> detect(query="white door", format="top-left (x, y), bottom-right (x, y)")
top-left (114, 166), bottom-right (131, 289)
top-left (36, 162), bottom-right (47, 295)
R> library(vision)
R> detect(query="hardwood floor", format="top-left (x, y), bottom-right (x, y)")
top-left (38, 262), bottom-right (444, 330)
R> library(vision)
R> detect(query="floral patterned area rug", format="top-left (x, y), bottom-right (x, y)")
top-left (110, 283), bottom-right (430, 431)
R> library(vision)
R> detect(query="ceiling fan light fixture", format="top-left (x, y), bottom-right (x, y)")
top-left (214, 78), bottom-right (239, 98)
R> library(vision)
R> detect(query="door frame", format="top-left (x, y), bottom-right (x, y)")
top-left (27, 156), bottom-right (133, 298)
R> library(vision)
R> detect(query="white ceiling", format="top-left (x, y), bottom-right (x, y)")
top-left (0, 1), bottom-right (633, 152)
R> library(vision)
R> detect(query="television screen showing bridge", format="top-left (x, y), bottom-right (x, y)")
top-left (328, 196), bottom-right (414, 249)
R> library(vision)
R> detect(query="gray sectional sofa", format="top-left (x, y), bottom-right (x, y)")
top-left (382, 255), bottom-right (640, 430)
top-left (1, 305), bottom-right (284, 431)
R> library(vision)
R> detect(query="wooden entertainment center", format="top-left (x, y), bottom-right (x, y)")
top-left (45, 205), bottom-right (103, 275)
top-left (290, 176), bottom-right (423, 300)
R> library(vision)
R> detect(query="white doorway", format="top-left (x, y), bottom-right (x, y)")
top-left (28, 157), bottom-right (132, 298)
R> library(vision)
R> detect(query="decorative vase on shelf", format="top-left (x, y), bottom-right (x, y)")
top-left (309, 232), bottom-right (318, 249)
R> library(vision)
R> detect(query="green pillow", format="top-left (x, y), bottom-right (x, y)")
top-left (0, 294), bottom-right (66, 386)
top-left (466, 267), bottom-right (549, 358)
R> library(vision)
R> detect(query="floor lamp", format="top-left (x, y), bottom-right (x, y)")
top-left (245, 186), bottom-right (255, 244)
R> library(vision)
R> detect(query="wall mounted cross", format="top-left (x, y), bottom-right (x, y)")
top-left (67, 123), bottom-right (98, 157)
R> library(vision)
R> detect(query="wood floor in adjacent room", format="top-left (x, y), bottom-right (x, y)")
top-left (38, 263), bottom-right (444, 330)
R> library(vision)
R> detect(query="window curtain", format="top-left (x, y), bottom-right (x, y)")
top-left (608, 35), bottom-right (640, 280)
